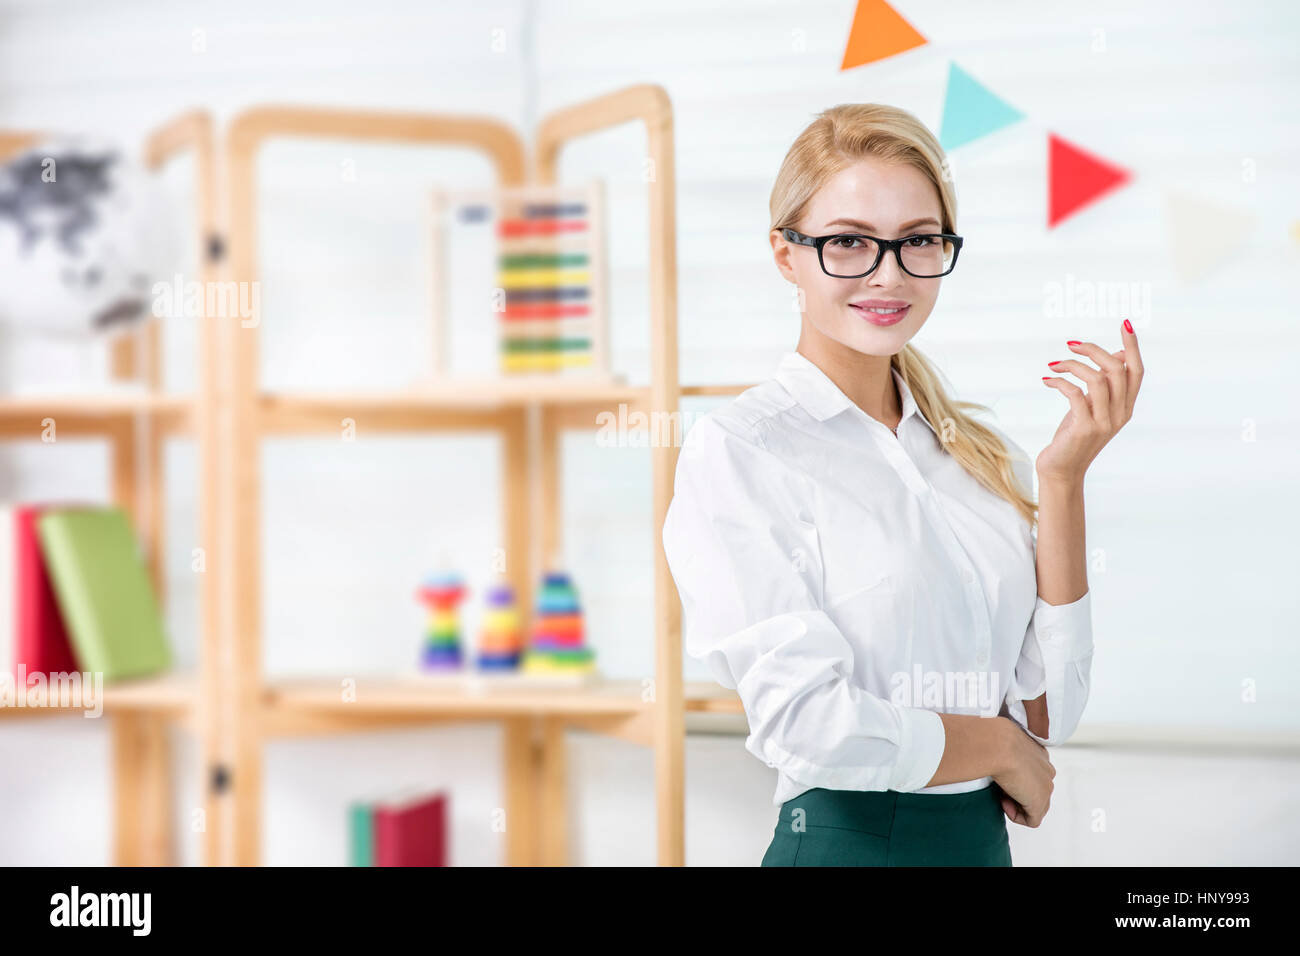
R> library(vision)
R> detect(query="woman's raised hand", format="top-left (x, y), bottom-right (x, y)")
top-left (1036, 318), bottom-right (1144, 484)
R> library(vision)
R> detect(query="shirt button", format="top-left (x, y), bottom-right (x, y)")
top-left (963, 570), bottom-right (975, 584)
top-left (976, 649), bottom-right (989, 666)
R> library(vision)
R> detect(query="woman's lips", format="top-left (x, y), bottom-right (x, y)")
top-left (851, 303), bottom-right (909, 326)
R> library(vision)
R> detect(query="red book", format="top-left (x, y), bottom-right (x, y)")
top-left (374, 790), bottom-right (448, 866)
top-left (10, 505), bottom-right (80, 680)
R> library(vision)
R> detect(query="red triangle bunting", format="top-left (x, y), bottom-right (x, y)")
top-left (1048, 133), bottom-right (1132, 228)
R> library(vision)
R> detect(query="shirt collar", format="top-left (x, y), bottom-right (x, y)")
top-left (773, 349), bottom-right (937, 438)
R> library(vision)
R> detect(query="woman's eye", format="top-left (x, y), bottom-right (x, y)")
top-left (832, 236), bottom-right (862, 248)
top-left (907, 235), bottom-right (936, 246)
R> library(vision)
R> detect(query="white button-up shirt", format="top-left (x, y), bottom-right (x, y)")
top-left (663, 350), bottom-right (1094, 806)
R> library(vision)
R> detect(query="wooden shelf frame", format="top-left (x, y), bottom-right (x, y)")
top-left (0, 110), bottom-right (218, 866)
top-left (214, 85), bottom-right (701, 866)
top-left (535, 84), bottom-right (686, 868)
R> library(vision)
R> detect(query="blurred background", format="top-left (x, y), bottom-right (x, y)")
top-left (1, 0), bottom-right (1297, 866)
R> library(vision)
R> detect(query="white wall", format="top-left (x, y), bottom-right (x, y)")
top-left (1, 0), bottom-right (1297, 865)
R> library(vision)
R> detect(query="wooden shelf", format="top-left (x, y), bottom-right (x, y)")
top-left (262, 674), bottom-right (738, 718)
top-left (257, 675), bottom-right (741, 745)
top-left (0, 392), bottom-right (193, 438)
top-left (0, 672), bottom-right (196, 720)
top-left (684, 682), bottom-right (745, 714)
top-left (679, 384), bottom-right (751, 398)
top-left (267, 674), bottom-right (641, 717)
top-left (257, 379), bottom-right (655, 433)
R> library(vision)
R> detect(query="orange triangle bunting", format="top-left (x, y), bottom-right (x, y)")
top-left (841, 0), bottom-right (927, 70)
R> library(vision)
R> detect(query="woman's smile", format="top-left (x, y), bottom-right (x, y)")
top-left (850, 300), bottom-right (910, 326)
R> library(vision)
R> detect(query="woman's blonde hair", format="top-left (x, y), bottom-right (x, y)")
top-left (769, 103), bottom-right (1037, 530)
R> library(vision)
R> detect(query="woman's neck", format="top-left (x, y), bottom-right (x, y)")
top-left (796, 335), bottom-right (903, 431)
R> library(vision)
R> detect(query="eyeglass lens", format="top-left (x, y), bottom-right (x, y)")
top-left (822, 235), bottom-right (956, 278)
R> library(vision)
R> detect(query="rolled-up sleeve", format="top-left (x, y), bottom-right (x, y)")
top-left (1003, 589), bottom-right (1094, 746)
top-left (999, 433), bottom-right (1096, 746)
top-left (661, 414), bottom-right (946, 793)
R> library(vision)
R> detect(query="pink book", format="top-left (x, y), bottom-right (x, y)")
top-left (374, 790), bottom-right (448, 866)
top-left (12, 505), bottom-right (80, 679)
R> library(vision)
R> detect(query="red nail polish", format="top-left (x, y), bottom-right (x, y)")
top-left (1067, 340), bottom-right (1081, 346)
top-left (1123, 319), bottom-right (1133, 334)
top-left (1047, 360), bottom-right (1062, 366)
top-left (1042, 376), bottom-right (1052, 381)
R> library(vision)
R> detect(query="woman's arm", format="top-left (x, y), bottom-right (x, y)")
top-left (1029, 318), bottom-right (1144, 739)
top-left (1021, 474), bottom-right (1088, 739)
top-left (929, 712), bottom-right (1015, 785)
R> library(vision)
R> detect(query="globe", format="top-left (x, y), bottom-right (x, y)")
top-left (0, 136), bottom-right (182, 339)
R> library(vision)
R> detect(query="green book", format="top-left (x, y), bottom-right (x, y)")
top-left (35, 506), bottom-right (171, 682)
top-left (349, 802), bottom-right (374, 866)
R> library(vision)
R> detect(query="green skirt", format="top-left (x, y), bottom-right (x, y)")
top-left (760, 784), bottom-right (1012, 866)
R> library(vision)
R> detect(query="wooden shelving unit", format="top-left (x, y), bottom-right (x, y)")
top-left (0, 111), bottom-right (218, 866)
top-left (3, 86), bottom-right (749, 867)
top-left (215, 83), bottom-right (737, 867)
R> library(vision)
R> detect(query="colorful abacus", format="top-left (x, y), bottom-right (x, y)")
top-left (494, 183), bottom-right (607, 376)
top-left (416, 571), bottom-right (467, 670)
top-left (522, 570), bottom-right (595, 675)
top-left (475, 581), bottom-right (524, 670)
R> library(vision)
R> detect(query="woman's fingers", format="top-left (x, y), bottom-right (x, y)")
top-left (1055, 342), bottom-right (1123, 431)
top-left (1041, 372), bottom-right (1092, 426)
top-left (1067, 339), bottom-right (1126, 376)
top-left (1000, 794), bottom-right (1026, 825)
top-left (1046, 357), bottom-right (1109, 430)
top-left (1119, 319), bottom-right (1144, 420)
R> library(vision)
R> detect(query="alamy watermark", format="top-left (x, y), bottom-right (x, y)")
top-left (595, 404), bottom-right (705, 448)
top-left (151, 273), bottom-right (261, 327)
top-left (1043, 272), bottom-right (1151, 328)
top-left (0, 666), bottom-right (103, 717)
top-left (889, 663), bottom-right (1002, 717)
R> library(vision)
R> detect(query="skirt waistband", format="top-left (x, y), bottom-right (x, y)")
top-left (765, 783), bottom-right (1010, 866)
top-left (778, 784), bottom-right (998, 836)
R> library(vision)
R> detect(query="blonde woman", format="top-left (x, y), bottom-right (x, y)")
top-left (662, 104), bottom-right (1141, 866)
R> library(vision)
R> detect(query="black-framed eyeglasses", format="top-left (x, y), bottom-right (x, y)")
top-left (781, 228), bottom-right (964, 278)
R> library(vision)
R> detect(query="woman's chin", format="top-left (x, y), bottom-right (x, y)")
top-left (804, 310), bottom-right (922, 357)
top-left (845, 321), bottom-right (915, 355)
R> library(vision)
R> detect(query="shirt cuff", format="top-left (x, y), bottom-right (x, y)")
top-left (888, 706), bottom-right (947, 792)
top-left (1031, 589), bottom-right (1094, 663)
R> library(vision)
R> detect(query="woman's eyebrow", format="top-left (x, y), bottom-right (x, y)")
top-left (825, 217), bottom-right (940, 232)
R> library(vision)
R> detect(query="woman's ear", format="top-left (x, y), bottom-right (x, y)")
top-left (770, 229), bottom-right (798, 284)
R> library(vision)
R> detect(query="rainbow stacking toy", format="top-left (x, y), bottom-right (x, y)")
top-left (476, 581), bottom-right (524, 670)
top-left (416, 571), bottom-right (467, 671)
top-left (522, 570), bottom-right (595, 675)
